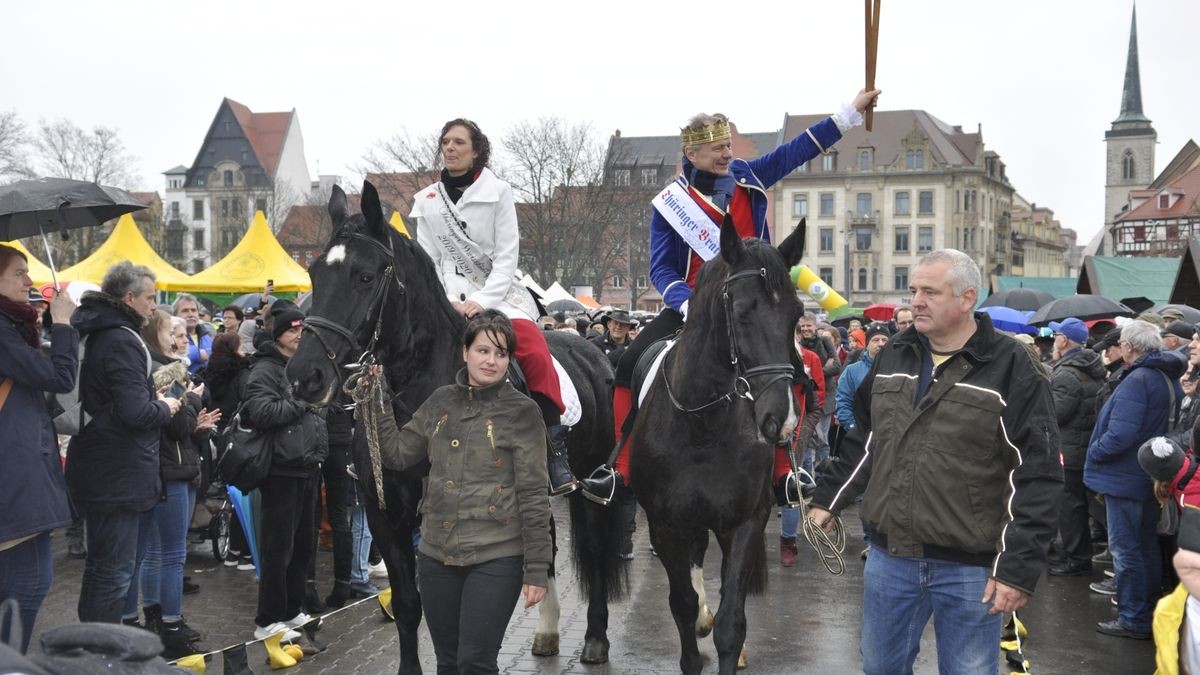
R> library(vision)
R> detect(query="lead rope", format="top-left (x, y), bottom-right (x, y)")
top-left (345, 362), bottom-right (387, 510)
top-left (789, 425), bottom-right (846, 574)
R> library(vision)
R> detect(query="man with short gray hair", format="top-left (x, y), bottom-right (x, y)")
top-left (1085, 319), bottom-right (1186, 639)
top-left (809, 249), bottom-right (1061, 673)
top-left (172, 292), bottom-right (212, 374)
top-left (68, 261), bottom-right (181, 623)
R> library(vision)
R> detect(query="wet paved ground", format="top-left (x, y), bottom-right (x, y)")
top-left (31, 502), bottom-right (1155, 673)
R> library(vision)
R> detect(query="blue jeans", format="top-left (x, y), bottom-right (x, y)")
top-left (861, 549), bottom-right (1000, 675)
top-left (78, 508), bottom-right (152, 623)
top-left (1105, 494), bottom-right (1161, 633)
top-left (0, 531), bottom-right (53, 652)
top-left (124, 481), bottom-right (191, 621)
top-left (780, 507), bottom-right (800, 539)
top-left (350, 484), bottom-right (373, 585)
top-left (803, 411), bottom-right (833, 475)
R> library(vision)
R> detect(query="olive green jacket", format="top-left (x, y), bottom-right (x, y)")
top-left (374, 370), bottom-right (552, 587)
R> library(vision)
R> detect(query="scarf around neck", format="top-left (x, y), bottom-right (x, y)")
top-left (440, 168), bottom-right (479, 204)
top-left (0, 294), bottom-right (40, 347)
top-left (683, 160), bottom-right (735, 210)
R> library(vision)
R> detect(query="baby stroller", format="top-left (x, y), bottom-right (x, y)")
top-left (189, 479), bottom-right (234, 562)
top-left (188, 437), bottom-right (232, 562)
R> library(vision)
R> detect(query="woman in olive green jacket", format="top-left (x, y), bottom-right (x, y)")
top-left (373, 310), bottom-right (551, 673)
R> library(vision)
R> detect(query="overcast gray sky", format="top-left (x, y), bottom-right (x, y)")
top-left (4, 0), bottom-right (1196, 245)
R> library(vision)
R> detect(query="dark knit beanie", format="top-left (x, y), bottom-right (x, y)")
top-left (271, 301), bottom-right (305, 340)
top-left (1138, 436), bottom-right (1186, 482)
top-left (865, 322), bottom-right (891, 343)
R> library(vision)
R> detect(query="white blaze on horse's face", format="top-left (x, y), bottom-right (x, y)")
top-left (325, 244), bottom-right (347, 265)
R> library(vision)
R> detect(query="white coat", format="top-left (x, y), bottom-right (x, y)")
top-left (409, 168), bottom-right (529, 320)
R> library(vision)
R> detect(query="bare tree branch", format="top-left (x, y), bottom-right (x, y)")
top-left (0, 111), bottom-right (33, 184)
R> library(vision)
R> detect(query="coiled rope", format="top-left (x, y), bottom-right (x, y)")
top-left (344, 363), bottom-right (387, 510)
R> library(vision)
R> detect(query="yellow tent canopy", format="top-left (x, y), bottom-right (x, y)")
top-left (58, 215), bottom-right (191, 289)
top-left (1, 239), bottom-right (56, 286)
top-left (162, 211), bottom-right (311, 292)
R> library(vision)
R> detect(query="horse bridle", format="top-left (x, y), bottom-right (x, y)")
top-left (663, 267), bottom-right (796, 413)
top-left (303, 229), bottom-right (406, 370)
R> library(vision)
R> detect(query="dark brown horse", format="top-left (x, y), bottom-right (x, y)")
top-left (629, 218), bottom-right (805, 674)
top-left (286, 181), bottom-right (626, 674)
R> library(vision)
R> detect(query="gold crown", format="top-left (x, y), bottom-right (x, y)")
top-left (680, 119), bottom-right (731, 146)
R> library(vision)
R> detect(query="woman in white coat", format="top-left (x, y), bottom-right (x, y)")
top-left (409, 118), bottom-right (576, 496)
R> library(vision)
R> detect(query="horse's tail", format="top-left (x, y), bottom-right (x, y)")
top-left (568, 492), bottom-right (630, 601)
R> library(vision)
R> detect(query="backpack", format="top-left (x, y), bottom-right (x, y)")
top-left (51, 326), bottom-right (152, 436)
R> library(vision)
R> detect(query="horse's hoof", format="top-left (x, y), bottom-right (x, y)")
top-left (695, 609), bottom-right (714, 638)
top-left (531, 633), bottom-right (559, 656)
top-left (580, 636), bottom-right (610, 664)
top-left (737, 646), bottom-right (748, 670)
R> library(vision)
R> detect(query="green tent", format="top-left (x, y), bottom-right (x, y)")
top-left (993, 276), bottom-right (1078, 299)
top-left (1078, 256), bottom-right (1180, 304)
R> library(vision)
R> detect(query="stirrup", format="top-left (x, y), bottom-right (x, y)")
top-left (580, 466), bottom-right (618, 506)
top-left (782, 468), bottom-right (817, 507)
top-left (550, 477), bottom-right (579, 497)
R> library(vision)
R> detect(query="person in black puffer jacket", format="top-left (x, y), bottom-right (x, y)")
top-left (1047, 318), bottom-right (1107, 576)
top-left (203, 333), bottom-right (250, 432)
top-left (243, 302), bottom-right (328, 641)
top-left (121, 309), bottom-right (218, 658)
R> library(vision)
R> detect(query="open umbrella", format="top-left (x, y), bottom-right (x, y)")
top-left (1151, 303), bottom-right (1200, 323)
top-left (979, 288), bottom-right (1055, 311)
top-left (979, 306), bottom-right (1036, 335)
top-left (547, 298), bottom-right (585, 314)
top-left (1028, 294), bottom-right (1134, 326)
top-left (0, 178), bottom-right (147, 287)
top-left (863, 302), bottom-right (897, 322)
top-left (829, 312), bottom-right (868, 329)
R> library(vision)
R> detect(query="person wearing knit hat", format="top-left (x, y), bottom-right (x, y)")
top-left (270, 304), bottom-right (305, 342)
top-left (1138, 437), bottom-right (1200, 510)
top-left (849, 328), bottom-right (866, 350)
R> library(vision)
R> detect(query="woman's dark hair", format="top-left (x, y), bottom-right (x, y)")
top-left (212, 332), bottom-right (241, 357)
top-left (440, 118), bottom-right (491, 171)
top-left (221, 305), bottom-right (244, 322)
top-left (463, 309), bottom-right (516, 355)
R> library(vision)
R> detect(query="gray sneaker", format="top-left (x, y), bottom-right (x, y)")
top-left (1089, 577), bottom-right (1117, 595)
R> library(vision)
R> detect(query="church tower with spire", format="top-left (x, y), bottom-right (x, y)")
top-left (1104, 3), bottom-right (1156, 254)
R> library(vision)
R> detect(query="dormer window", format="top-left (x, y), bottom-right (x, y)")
top-left (1159, 194), bottom-right (1171, 209)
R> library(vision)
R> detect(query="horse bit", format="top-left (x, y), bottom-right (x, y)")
top-left (662, 267), bottom-right (795, 413)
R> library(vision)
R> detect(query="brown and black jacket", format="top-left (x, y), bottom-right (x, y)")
top-left (812, 312), bottom-right (1062, 595)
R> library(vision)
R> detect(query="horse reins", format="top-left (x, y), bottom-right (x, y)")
top-left (303, 228), bottom-right (407, 510)
top-left (662, 267), bottom-right (795, 413)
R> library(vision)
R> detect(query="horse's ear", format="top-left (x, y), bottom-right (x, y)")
top-left (778, 218), bottom-right (805, 268)
top-left (719, 214), bottom-right (744, 266)
top-left (328, 184), bottom-right (349, 224)
top-left (361, 180), bottom-right (387, 240)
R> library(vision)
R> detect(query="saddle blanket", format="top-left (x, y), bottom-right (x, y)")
top-left (637, 339), bottom-right (677, 409)
top-left (553, 357), bottom-right (582, 427)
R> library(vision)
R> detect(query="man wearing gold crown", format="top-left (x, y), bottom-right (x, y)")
top-left (581, 88), bottom-right (881, 505)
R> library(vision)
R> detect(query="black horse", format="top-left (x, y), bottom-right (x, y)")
top-left (629, 218), bottom-right (805, 674)
top-left (285, 181), bottom-right (626, 674)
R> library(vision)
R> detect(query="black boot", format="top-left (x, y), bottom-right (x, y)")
top-left (580, 466), bottom-right (622, 506)
top-left (143, 604), bottom-right (163, 636)
top-left (304, 579), bottom-right (329, 614)
top-left (159, 620), bottom-right (201, 660)
top-left (546, 425), bottom-right (578, 496)
top-left (325, 580), bottom-right (351, 609)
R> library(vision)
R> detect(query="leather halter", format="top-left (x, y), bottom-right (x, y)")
top-left (303, 228), bottom-right (406, 369)
top-left (663, 267), bottom-right (795, 413)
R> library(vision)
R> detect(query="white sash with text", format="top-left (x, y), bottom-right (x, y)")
top-left (651, 177), bottom-right (722, 261)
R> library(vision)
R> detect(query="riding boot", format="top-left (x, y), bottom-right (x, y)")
top-left (547, 425), bottom-right (578, 496)
top-left (580, 466), bottom-right (622, 506)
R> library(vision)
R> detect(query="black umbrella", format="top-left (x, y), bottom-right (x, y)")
top-left (829, 313), bottom-right (868, 329)
top-left (547, 298), bottom-right (585, 314)
top-left (979, 288), bottom-right (1056, 311)
top-left (1028, 294), bottom-right (1135, 326)
top-left (0, 177), bottom-right (147, 286)
top-left (1150, 303), bottom-right (1200, 323)
top-left (1120, 296), bottom-right (1155, 314)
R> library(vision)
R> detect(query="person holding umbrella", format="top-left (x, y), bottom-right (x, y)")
top-left (0, 244), bottom-right (78, 651)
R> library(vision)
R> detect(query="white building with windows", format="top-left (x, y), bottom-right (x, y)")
top-left (772, 110), bottom-right (1018, 305)
top-left (162, 98), bottom-right (310, 272)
